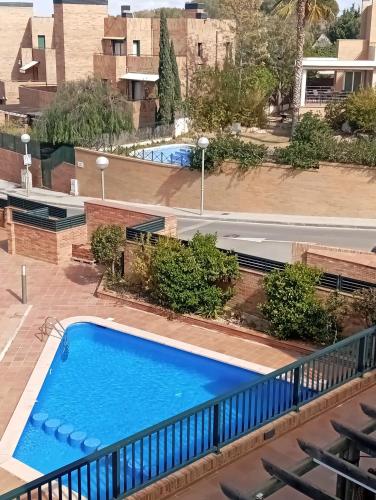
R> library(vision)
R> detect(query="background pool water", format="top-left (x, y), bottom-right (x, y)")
top-left (14, 322), bottom-right (261, 474)
top-left (131, 144), bottom-right (193, 166)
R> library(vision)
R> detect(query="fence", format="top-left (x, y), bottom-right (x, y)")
top-left (125, 226), bottom-right (376, 295)
top-left (123, 145), bottom-right (192, 167)
top-left (3, 194), bottom-right (86, 232)
top-left (110, 123), bottom-right (175, 148)
top-left (2, 326), bottom-right (375, 500)
top-left (0, 132), bottom-right (75, 188)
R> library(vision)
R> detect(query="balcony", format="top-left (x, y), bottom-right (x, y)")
top-left (93, 54), bottom-right (127, 83)
top-left (305, 86), bottom-right (351, 105)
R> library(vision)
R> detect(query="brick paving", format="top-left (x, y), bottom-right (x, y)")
top-left (0, 228), bottom-right (299, 494)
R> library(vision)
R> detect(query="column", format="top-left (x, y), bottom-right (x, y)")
top-left (300, 69), bottom-right (307, 107)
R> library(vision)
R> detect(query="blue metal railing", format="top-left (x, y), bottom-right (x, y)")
top-left (125, 226), bottom-right (376, 294)
top-left (1, 326), bottom-right (375, 500)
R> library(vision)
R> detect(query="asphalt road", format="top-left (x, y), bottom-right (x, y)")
top-left (177, 218), bottom-right (376, 262)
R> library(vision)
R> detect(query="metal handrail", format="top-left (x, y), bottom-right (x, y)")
top-left (2, 324), bottom-right (374, 500)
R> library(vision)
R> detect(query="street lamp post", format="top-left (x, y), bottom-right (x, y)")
top-left (21, 133), bottom-right (31, 197)
top-left (197, 137), bottom-right (209, 216)
top-left (96, 156), bottom-right (109, 200)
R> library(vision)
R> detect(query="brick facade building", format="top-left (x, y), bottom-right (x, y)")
top-left (0, 0), bottom-right (234, 127)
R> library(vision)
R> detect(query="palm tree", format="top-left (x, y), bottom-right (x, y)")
top-left (275, 0), bottom-right (337, 135)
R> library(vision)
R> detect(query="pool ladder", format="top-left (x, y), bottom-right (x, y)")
top-left (42, 317), bottom-right (69, 357)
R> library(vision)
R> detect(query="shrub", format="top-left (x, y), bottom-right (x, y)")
top-left (275, 142), bottom-right (320, 169)
top-left (352, 288), bottom-right (376, 326)
top-left (292, 112), bottom-right (333, 144)
top-left (325, 101), bottom-right (347, 131)
top-left (259, 263), bottom-right (343, 344)
top-left (128, 232), bottom-right (239, 318)
top-left (345, 87), bottom-right (376, 134)
top-left (91, 225), bottom-right (124, 275)
top-left (190, 135), bottom-right (267, 172)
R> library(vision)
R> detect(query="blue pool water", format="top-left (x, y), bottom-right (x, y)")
top-left (14, 322), bottom-right (261, 474)
top-left (131, 143), bottom-right (193, 167)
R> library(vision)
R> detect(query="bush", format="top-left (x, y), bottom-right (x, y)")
top-left (128, 232), bottom-right (239, 318)
top-left (190, 135), bottom-right (267, 172)
top-left (352, 288), bottom-right (376, 326)
top-left (345, 88), bottom-right (376, 134)
top-left (292, 112), bottom-right (333, 144)
top-left (275, 142), bottom-right (320, 169)
top-left (325, 101), bottom-right (347, 131)
top-left (91, 225), bottom-right (124, 275)
top-left (259, 263), bottom-right (343, 344)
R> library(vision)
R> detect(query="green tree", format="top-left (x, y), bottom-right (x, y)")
top-left (170, 41), bottom-right (181, 106)
top-left (275, 0), bottom-right (337, 135)
top-left (34, 78), bottom-right (132, 148)
top-left (188, 65), bottom-right (276, 132)
top-left (135, 7), bottom-right (184, 17)
top-left (91, 225), bottom-right (124, 275)
top-left (327, 5), bottom-right (360, 43)
top-left (157, 10), bottom-right (175, 124)
top-left (352, 288), bottom-right (376, 327)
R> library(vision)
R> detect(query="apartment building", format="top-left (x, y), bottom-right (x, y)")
top-left (0, 0), bottom-right (234, 127)
top-left (301, 0), bottom-right (376, 110)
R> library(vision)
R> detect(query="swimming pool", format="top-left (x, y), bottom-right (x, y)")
top-left (13, 321), bottom-right (262, 475)
top-left (131, 143), bottom-right (193, 167)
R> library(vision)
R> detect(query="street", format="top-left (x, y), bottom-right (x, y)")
top-left (177, 218), bottom-right (376, 262)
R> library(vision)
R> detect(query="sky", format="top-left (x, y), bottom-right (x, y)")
top-left (8, 0), bottom-right (361, 16)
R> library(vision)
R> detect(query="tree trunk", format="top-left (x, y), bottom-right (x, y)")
top-left (291, 0), bottom-right (307, 137)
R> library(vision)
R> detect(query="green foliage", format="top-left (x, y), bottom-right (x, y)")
top-left (34, 78), bottom-right (132, 148)
top-left (345, 88), bottom-right (376, 134)
top-left (190, 135), bottom-right (267, 172)
top-left (327, 5), bottom-right (360, 43)
top-left (187, 65), bottom-right (277, 132)
top-left (325, 100), bottom-right (347, 130)
top-left (170, 41), bottom-right (181, 106)
top-left (127, 233), bottom-right (239, 318)
top-left (352, 288), bottom-right (376, 327)
top-left (91, 225), bottom-right (124, 275)
top-left (276, 142), bottom-right (320, 169)
top-left (304, 44), bottom-right (337, 57)
top-left (157, 10), bottom-right (175, 125)
top-left (292, 112), bottom-right (332, 143)
top-left (260, 263), bottom-right (342, 344)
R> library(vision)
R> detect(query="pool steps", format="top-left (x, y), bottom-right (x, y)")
top-left (30, 413), bottom-right (101, 454)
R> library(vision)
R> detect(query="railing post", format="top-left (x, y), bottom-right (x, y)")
top-left (292, 366), bottom-right (301, 410)
top-left (213, 403), bottom-right (220, 453)
top-left (357, 337), bottom-right (365, 375)
top-left (112, 450), bottom-right (120, 498)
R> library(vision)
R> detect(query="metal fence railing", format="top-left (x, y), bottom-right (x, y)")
top-left (125, 147), bottom-right (192, 167)
top-left (3, 195), bottom-right (85, 232)
top-left (125, 226), bottom-right (376, 294)
top-left (2, 326), bottom-right (375, 500)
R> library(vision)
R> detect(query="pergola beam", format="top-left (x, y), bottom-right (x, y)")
top-left (298, 439), bottom-right (376, 493)
top-left (261, 459), bottom-right (339, 500)
top-left (331, 419), bottom-right (376, 457)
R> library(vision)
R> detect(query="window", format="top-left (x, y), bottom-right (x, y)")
top-left (197, 42), bottom-right (203, 58)
top-left (344, 71), bottom-right (362, 92)
top-left (111, 40), bottom-right (124, 56)
top-left (37, 35), bottom-right (46, 50)
top-left (132, 40), bottom-right (141, 56)
top-left (225, 42), bottom-right (231, 58)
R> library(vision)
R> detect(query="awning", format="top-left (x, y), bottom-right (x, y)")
top-left (303, 57), bottom-right (376, 70)
top-left (19, 60), bottom-right (39, 73)
top-left (102, 36), bottom-right (126, 40)
top-left (120, 72), bottom-right (159, 82)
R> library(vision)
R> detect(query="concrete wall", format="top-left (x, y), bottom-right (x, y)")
top-left (337, 39), bottom-right (369, 60)
top-left (75, 149), bottom-right (376, 218)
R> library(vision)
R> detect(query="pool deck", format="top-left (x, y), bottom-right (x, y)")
top-left (0, 227), bottom-right (299, 494)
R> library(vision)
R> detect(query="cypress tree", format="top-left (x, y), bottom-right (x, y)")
top-left (157, 10), bottom-right (174, 124)
top-left (170, 40), bottom-right (181, 106)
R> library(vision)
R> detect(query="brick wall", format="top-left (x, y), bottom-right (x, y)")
top-left (75, 149), bottom-right (376, 218)
top-left (7, 221), bottom-right (87, 265)
top-left (51, 162), bottom-right (76, 194)
top-left (0, 148), bottom-right (42, 187)
top-left (0, 209), bottom-right (4, 228)
top-left (293, 242), bottom-right (376, 284)
top-left (18, 85), bottom-right (57, 109)
top-left (85, 199), bottom-right (177, 239)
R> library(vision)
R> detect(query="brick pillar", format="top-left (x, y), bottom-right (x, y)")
top-left (7, 221), bottom-right (16, 255)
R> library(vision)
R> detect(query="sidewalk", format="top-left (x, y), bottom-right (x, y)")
top-left (2, 180), bottom-right (376, 229)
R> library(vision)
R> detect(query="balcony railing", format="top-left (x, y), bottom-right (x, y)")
top-left (305, 86), bottom-right (351, 104)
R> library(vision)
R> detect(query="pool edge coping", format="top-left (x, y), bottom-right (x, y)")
top-left (0, 315), bottom-right (273, 484)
